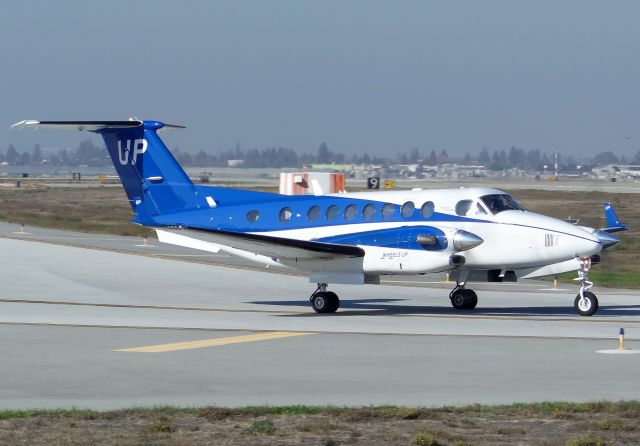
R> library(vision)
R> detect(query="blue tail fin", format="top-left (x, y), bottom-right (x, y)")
top-left (12, 119), bottom-right (279, 224)
top-left (11, 119), bottom-right (197, 222)
top-left (602, 202), bottom-right (629, 233)
top-left (96, 120), bottom-right (196, 219)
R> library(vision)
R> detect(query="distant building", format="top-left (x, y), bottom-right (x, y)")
top-left (593, 165), bottom-right (640, 180)
top-left (279, 172), bottom-right (345, 195)
top-left (227, 159), bottom-right (245, 167)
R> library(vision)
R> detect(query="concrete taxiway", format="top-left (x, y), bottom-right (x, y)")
top-left (1, 223), bottom-right (639, 410)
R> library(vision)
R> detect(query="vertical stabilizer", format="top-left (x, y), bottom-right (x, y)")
top-left (12, 119), bottom-right (196, 219)
top-left (97, 120), bottom-right (195, 216)
top-left (602, 202), bottom-right (628, 233)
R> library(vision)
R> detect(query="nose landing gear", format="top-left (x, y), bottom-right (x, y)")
top-left (449, 282), bottom-right (478, 310)
top-left (310, 283), bottom-right (340, 313)
top-left (574, 257), bottom-right (598, 316)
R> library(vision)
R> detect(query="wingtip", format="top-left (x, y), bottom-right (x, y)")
top-left (10, 120), bottom-right (39, 129)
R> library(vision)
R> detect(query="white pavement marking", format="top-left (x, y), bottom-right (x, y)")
top-left (596, 349), bottom-right (640, 354)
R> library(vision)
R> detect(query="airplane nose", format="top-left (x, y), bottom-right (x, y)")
top-left (572, 226), bottom-right (603, 257)
top-left (593, 230), bottom-right (619, 249)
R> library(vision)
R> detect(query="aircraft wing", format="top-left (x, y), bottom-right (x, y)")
top-left (158, 227), bottom-right (365, 260)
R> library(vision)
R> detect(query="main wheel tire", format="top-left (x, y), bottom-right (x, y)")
top-left (311, 292), bottom-right (339, 313)
top-left (450, 289), bottom-right (466, 309)
top-left (574, 291), bottom-right (598, 316)
top-left (462, 289), bottom-right (478, 310)
top-left (324, 291), bottom-right (340, 313)
top-left (451, 289), bottom-right (478, 310)
top-left (311, 292), bottom-right (328, 313)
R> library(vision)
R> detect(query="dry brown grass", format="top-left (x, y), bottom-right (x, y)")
top-left (0, 185), bottom-right (151, 237)
top-left (1, 402), bottom-right (639, 445)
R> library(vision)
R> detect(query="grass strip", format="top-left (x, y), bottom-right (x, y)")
top-left (1, 401), bottom-right (639, 420)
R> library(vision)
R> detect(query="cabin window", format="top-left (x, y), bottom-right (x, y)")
top-left (455, 200), bottom-right (473, 216)
top-left (246, 210), bottom-right (260, 222)
top-left (279, 207), bottom-right (293, 222)
top-left (381, 203), bottom-right (395, 219)
top-left (362, 203), bottom-right (376, 219)
top-left (344, 204), bottom-right (358, 221)
top-left (307, 205), bottom-right (321, 221)
top-left (421, 201), bottom-right (434, 218)
top-left (326, 205), bottom-right (339, 221)
top-left (475, 203), bottom-right (488, 215)
top-left (401, 201), bottom-right (415, 218)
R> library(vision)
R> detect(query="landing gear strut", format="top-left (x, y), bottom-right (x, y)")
top-left (574, 257), bottom-right (598, 316)
top-left (449, 282), bottom-right (478, 310)
top-left (310, 283), bottom-right (340, 313)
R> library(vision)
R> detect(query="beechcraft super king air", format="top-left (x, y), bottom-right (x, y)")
top-left (12, 119), bottom-right (629, 316)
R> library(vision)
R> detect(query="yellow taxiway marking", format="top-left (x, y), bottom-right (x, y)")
top-left (113, 331), bottom-right (315, 353)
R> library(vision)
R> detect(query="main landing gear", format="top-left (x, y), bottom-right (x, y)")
top-left (449, 282), bottom-right (478, 310)
top-left (574, 256), bottom-right (598, 316)
top-left (310, 283), bottom-right (340, 313)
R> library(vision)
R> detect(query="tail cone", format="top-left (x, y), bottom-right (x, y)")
top-left (594, 230), bottom-right (619, 249)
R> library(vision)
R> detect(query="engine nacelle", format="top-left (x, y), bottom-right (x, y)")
top-left (361, 246), bottom-right (456, 274)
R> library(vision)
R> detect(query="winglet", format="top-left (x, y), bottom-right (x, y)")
top-left (601, 202), bottom-right (629, 233)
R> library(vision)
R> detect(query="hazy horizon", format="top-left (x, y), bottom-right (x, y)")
top-left (2, 1), bottom-right (639, 159)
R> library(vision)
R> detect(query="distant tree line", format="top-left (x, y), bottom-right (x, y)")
top-left (2, 139), bottom-right (640, 171)
top-left (0, 140), bottom-right (109, 167)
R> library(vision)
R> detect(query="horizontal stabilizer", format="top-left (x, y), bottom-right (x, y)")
top-left (12, 120), bottom-right (142, 131)
top-left (11, 120), bottom-right (185, 132)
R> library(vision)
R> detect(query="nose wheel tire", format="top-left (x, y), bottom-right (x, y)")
top-left (450, 289), bottom-right (478, 310)
top-left (311, 291), bottom-right (340, 313)
top-left (574, 291), bottom-right (598, 316)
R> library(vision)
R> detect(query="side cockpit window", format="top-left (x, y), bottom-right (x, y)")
top-left (475, 203), bottom-right (487, 215)
top-left (480, 194), bottom-right (526, 214)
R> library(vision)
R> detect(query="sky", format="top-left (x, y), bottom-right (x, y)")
top-left (1, 0), bottom-right (639, 159)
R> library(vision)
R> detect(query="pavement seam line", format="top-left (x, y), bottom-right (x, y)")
top-left (0, 322), bottom-right (636, 341)
top-left (2, 298), bottom-right (639, 323)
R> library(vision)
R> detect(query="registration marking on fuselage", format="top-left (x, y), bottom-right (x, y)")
top-left (113, 331), bottom-right (315, 353)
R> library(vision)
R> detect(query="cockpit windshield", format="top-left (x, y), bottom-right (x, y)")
top-left (480, 194), bottom-right (526, 214)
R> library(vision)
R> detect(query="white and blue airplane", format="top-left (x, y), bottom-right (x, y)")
top-left (12, 119), bottom-right (628, 316)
